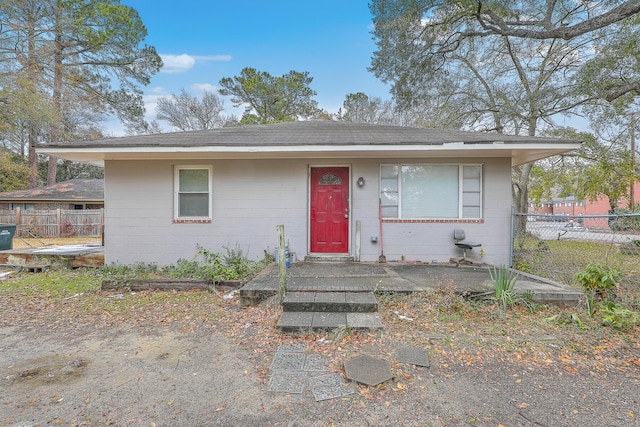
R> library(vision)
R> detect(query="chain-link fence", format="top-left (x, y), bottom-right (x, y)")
top-left (512, 213), bottom-right (640, 291)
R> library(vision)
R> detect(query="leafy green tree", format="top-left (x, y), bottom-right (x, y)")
top-left (0, 0), bottom-right (161, 185)
top-left (219, 67), bottom-right (319, 123)
top-left (0, 76), bottom-right (58, 159)
top-left (528, 126), bottom-right (639, 213)
top-left (0, 1), bottom-right (53, 185)
top-left (0, 150), bottom-right (34, 192)
top-left (577, 108), bottom-right (640, 212)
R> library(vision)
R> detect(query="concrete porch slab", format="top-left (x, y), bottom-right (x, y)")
top-left (241, 262), bottom-right (583, 306)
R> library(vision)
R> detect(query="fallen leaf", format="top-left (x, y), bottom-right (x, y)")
top-left (215, 406), bottom-right (225, 412)
top-left (517, 402), bottom-right (530, 408)
top-left (565, 366), bottom-right (577, 374)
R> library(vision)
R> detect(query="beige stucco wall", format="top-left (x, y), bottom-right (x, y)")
top-left (103, 157), bottom-right (512, 266)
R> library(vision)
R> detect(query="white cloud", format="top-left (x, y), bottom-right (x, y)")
top-left (160, 53), bottom-right (232, 74)
top-left (193, 55), bottom-right (232, 62)
top-left (160, 54), bottom-right (196, 73)
top-left (191, 83), bottom-right (219, 93)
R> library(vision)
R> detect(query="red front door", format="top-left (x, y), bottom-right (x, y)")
top-left (310, 167), bottom-right (349, 253)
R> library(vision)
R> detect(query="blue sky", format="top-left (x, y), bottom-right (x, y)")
top-left (115, 0), bottom-right (391, 134)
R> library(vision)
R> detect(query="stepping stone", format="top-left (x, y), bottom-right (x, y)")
top-left (303, 354), bottom-right (329, 372)
top-left (396, 345), bottom-right (430, 368)
top-left (269, 351), bottom-right (306, 372)
top-left (344, 355), bottom-right (393, 386)
top-left (277, 343), bottom-right (306, 353)
top-left (267, 371), bottom-right (308, 394)
top-left (308, 373), bottom-right (354, 401)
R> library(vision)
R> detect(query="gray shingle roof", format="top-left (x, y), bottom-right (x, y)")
top-left (44, 121), bottom-right (576, 148)
top-left (0, 179), bottom-right (104, 201)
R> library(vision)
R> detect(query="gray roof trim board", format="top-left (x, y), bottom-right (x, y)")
top-left (38, 121), bottom-right (582, 167)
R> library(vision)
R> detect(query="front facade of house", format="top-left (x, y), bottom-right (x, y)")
top-left (39, 122), bottom-right (580, 266)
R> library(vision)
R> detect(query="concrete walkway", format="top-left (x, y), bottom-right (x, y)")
top-left (240, 261), bottom-right (583, 306)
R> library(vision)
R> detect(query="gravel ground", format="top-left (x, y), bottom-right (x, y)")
top-left (1, 252), bottom-right (638, 427)
top-left (2, 321), bottom-right (639, 427)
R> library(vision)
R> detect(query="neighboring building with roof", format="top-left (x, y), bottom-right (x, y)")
top-left (529, 182), bottom-right (640, 229)
top-left (0, 179), bottom-right (104, 211)
top-left (38, 121), bottom-right (580, 266)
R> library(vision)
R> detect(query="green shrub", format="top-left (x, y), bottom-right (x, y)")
top-left (170, 244), bottom-right (266, 282)
top-left (601, 302), bottom-right (640, 329)
top-left (489, 264), bottom-right (532, 311)
top-left (574, 263), bottom-right (620, 300)
top-left (100, 262), bottom-right (160, 288)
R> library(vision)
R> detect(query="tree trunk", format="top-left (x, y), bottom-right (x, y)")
top-left (511, 119), bottom-right (538, 236)
top-left (48, 11), bottom-right (64, 186)
top-left (26, 12), bottom-right (38, 188)
top-left (512, 163), bottom-right (532, 237)
top-left (28, 123), bottom-right (38, 188)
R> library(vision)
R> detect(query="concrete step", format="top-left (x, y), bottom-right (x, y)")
top-left (304, 255), bottom-right (355, 262)
top-left (276, 311), bottom-right (383, 333)
top-left (283, 291), bottom-right (378, 313)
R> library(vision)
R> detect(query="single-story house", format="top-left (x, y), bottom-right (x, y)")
top-left (0, 179), bottom-right (104, 211)
top-left (38, 121), bottom-right (580, 266)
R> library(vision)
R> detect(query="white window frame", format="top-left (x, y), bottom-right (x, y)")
top-left (380, 163), bottom-right (483, 219)
top-left (10, 203), bottom-right (35, 211)
top-left (174, 165), bottom-right (213, 220)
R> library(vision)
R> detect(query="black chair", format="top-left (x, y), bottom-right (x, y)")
top-left (453, 228), bottom-right (481, 260)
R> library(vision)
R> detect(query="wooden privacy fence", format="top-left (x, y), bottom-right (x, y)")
top-left (0, 208), bottom-right (104, 238)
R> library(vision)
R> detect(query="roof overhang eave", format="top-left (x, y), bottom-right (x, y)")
top-left (38, 142), bottom-right (582, 167)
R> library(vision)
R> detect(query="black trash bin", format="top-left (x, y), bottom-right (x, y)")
top-left (0, 224), bottom-right (16, 250)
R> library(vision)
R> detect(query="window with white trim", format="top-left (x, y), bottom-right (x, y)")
top-left (380, 164), bottom-right (482, 219)
top-left (174, 165), bottom-right (212, 219)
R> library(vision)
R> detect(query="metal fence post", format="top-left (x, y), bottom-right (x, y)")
top-left (509, 206), bottom-right (515, 267)
top-left (277, 224), bottom-right (287, 304)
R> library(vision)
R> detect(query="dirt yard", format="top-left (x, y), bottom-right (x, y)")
top-left (1, 269), bottom-right (639, 426)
